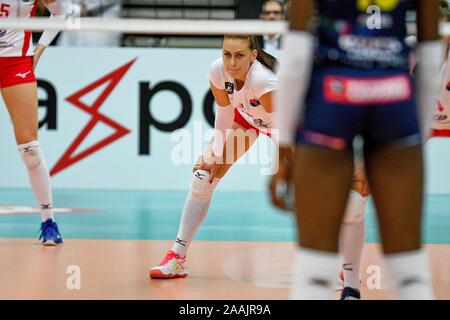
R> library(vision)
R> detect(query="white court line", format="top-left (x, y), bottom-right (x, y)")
top-left (0, 205), bottom-right (94, 215)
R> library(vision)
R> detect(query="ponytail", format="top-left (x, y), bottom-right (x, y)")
top-left (249, 36), bottom-right (278, 72)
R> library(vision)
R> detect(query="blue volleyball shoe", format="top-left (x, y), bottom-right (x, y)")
top-left (39, 219), bottom-right (63, 246)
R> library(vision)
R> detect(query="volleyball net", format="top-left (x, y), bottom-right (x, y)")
top-left (1, 17), bottom-right (287, 35)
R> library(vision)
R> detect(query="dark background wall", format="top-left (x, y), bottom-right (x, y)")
top-left (237, 0), bottom-right (265, 19)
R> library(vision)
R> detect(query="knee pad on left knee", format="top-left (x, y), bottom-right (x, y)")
top-left (190, 170), bottom-right (220, 198)
top-left (18, 140), bottom-right (43, 169)
top-left (342, 190), bottom-right (367, 224)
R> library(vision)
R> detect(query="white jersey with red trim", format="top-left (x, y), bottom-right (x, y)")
top-left (433, 55), bottom-right (450, 131)
top-left (0, 0), bottom-right (38, 57)
top-left (208, 58), bottom-right (278, 135)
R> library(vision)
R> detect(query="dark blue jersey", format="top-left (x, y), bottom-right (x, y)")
top-left (313, 0), bottom-right (414, 70)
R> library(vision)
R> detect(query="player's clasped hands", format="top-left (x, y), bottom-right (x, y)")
top-left (193, 153), bottom-right (222, 183)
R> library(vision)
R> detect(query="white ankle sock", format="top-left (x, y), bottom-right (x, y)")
top-left (18, 141), bottom-right (54, 222)
top-left (291, 248), bottom-right (340, 300)
top-left (339, 219), bottom-right (365, 289)
top-left (384, 249), bottom-right (434, 300)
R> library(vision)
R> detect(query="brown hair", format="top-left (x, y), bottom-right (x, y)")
top-left (223, 35), bottom-right (278, 72)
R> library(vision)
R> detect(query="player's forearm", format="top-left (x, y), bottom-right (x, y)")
top-left (38, 0), bottom-right (66, 48)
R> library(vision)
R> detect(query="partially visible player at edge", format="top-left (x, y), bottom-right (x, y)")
top-left (270, 0), bottom-right (442, 299)
top-left (0, 0), bottom-right (66, 245)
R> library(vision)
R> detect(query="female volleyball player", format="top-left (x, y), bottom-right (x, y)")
top-left (149, 35), bottom-right (369, 291)
top-left (271, 0), bottom-right (441, 299)
top-left (149, 35), bottom-right (278, 279)
top-left (0, 0), bottom-right (65, 245)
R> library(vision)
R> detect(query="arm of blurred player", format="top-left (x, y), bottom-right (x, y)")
top-left (34, 0), bottom-right (66, 69)
top-left (269, 0), bottom-right (314, 211)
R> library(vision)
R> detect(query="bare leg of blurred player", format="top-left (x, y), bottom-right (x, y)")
top-left (291, 146), bottom-right (354, 299)
top-left (364, 144), bottom-right (433, 299)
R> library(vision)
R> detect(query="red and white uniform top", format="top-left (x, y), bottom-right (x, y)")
top-left (433, 53), bottom-right (450, 133)
top-left (0, 0), bottom-right (38, 57)
top-left (208, 58), bottom-right (279, 135)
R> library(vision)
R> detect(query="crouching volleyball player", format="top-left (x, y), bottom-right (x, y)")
top-left (149, 35), bottom-right (277, 279)
top-left (0, 0), bottom-right (66, 245)
top-left (149, 35), bottom-right (369, 293)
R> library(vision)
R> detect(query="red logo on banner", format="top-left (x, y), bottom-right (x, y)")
top-left (50, 58), bottom-right (136, 176)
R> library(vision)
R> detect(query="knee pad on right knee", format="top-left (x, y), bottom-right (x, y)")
top-left (190, 170), bottom-right (219, 198)
top-left (18, 140), bottom-right (43, 169)
top-left (342, 190), bottom-right (367, 224)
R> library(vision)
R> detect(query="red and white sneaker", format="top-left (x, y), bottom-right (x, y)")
top-left (149, 250), bottom-right (190, 279)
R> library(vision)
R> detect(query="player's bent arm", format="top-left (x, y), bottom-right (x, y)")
top-left (210, 82), bottom-right (234, 157)
top-left (274, 0), bottom-right (314, 146)
top-left (258, 91), bottom-right (275, 113)
top-left (210, 82), bottom-right (231, 107)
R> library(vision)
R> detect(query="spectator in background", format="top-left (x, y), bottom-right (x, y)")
top-left (257, 0), bottom-right (285, 54)
top-left (57, 0), bottom-right (122, 47)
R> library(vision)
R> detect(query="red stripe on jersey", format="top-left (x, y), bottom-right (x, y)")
top-left (431, 129), bottom-right (450, 138)
top-left (22, 0), bottom-right (39, 56)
